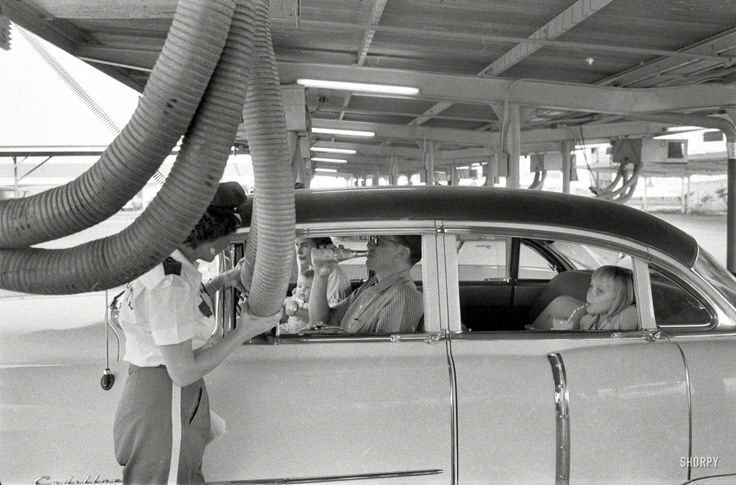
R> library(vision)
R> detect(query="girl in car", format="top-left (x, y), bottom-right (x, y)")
top-left (534, 265), bottom-right (638, 331)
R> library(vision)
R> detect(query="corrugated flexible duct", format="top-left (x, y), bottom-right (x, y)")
top-left (0, 0), bottom-right (235, 248)
top-left (0, 0), bottom-right (296, 317)
top-left (0, 0), bottom-right (253, 293)
top-left (240, 0), bottom-right (296, 316)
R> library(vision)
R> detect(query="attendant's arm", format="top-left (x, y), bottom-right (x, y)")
top-left (204, 260), bottom-right (245, 298)
top-left (160, 305), bottom-right (279, 387)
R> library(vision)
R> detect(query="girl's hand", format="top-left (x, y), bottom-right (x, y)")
top-left (284, 298), bottom-right (299, 317)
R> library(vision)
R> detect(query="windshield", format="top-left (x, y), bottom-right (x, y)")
top-left (694, 248), bottom-right (736, 306)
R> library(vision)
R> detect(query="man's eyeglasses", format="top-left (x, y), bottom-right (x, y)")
top-left (369, 235), bottom-right (404, 246)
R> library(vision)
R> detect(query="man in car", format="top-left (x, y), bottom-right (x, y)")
top-left (309, 235), bottom-right (423, 333)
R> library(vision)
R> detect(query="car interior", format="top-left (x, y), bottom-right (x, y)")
top-left (231, 233), bottom-right (714, 336)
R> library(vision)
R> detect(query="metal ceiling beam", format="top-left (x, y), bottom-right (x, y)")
top-left (279, 62), bottom-right (736, 114)
top-left (339, 0), bottom-right (389, 121)
top-left (0, 0), bottom-right (144, 91)
top-left (10, 0), bottom-right (297, 20)
top-left (311, 119), bottom-right (670, 147)
top-left (409, 0), bottom-right (614, 126)
top-left (480, 0), bottom-right (614, 77)
top-left (273, 20), bottom-right (730, 64)
top-left (597, 27), bottom-right (736, 87)
top-left (22, 1), bottom-right (728, 66)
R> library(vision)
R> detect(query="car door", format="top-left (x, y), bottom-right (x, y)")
top-left (441, 227), bottom-right (689, 483)
top-left (651, 254), bottom-right (736, 482)
top-left (202, 226), bottom-right (453, 483)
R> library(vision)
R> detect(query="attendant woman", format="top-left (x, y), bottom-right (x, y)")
top-left (113, 182), bottom-right (280, 483)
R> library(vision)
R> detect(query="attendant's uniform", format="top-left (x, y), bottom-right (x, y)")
top-left (329, 269), bottom-right (423, 333)
top-left (113, 250), bottom-right (215, 484)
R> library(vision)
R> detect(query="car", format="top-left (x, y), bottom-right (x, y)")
top-left (3, 186), bottom-right (736, 484)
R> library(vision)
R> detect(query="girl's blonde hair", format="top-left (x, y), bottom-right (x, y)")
top-left (592, 265), bottom-right (634, 318)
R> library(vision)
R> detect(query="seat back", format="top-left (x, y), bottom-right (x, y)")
top-left (528, 270), bottom-right (592, 322)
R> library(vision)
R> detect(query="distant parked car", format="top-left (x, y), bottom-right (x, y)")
top-left (3, 186), bottom-right (736, 484)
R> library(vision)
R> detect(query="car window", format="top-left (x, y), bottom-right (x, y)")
top-left (456, 236), bottom-right (507, 281)
top-left (550, 241), bottom-right (632, 270)
top-left (272, 232), bottom-right (427, 336)
top-left (519, 243), bottom-right (557, 280)
top-left (650, 266), bottom-right (713, 328)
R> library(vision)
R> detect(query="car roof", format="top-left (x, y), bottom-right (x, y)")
top-left (240, 186), bottom-right (698, 267)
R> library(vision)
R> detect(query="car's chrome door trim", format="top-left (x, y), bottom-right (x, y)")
top-left (548, 353), bottom-right (570, 485)
top-left (207, 468), bottom-right (444, 484)
top-left (446, 331), bottom-right (459, 485)
top-left (673, 341), bottom-right (694, 482)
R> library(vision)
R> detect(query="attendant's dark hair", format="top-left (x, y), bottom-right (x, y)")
top-left (184, 206), bottom-right (240, 248)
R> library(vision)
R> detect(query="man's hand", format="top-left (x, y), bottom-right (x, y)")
top-left (310, 248), bottom-right (338, 277)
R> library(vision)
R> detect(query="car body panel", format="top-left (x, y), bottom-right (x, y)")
top-left (203, 338), bottom-right (451, 483)
top-left (674, 337), bottom-right (736, 481)
top-left (561, 341), bottom-right (689, 483)
top-left (451, 338), bottom-right (556, 482)
top-left (0, 292), bottom-right (124, 483)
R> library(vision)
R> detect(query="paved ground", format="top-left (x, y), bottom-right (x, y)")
top-left (652, 212), bottom-right (727, 265)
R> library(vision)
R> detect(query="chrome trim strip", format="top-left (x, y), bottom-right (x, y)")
top-left (681, 472), bottom-right (736, 484)
top-left (261, 332), bottom-right (443, 344)
top-left (446, 331), bottom-right (459, 485)
top-left (206, 468), bottom-right (443, 484)
top-left (548, 353), bottom-right (570, 485)
top-left (674, 342), bottom-right (694, 482)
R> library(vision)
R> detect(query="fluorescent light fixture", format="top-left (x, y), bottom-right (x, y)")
top-left (315, 167), bottom-right (338, 173)
top-left (312, 127), bottom-right (375, 137)
top-left (311, 147), bottom-right (357, 154)
top-left (311, 157), bottom-right (348, 163)
top-left (666, 126), bottom-right (703, 132)
top-left (297, 79), bottom-right (419, 96)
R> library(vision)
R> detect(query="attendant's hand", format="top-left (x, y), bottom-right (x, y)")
top-left (236, 302), bottom-right (281, 341)
top-left (217, 260), bottom-right (246, 292)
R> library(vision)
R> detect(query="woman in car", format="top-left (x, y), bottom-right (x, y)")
top-left (533, 265), bottom-right (638, 331)
top-left (113, 182), bottom-right (281, 484)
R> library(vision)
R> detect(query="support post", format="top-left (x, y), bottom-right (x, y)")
top-left (389, 155), bottom-right (399, 185)
top-left (424, 140), bottom-right (436, 186)
top-left (12, 156), bottom-right (19, 198)
top-left (642, 177), bottom-right (648, 211)
top-left (561, 140), bottom-right (573, 194)
top-left (728, 159), bottom-right (736, 272)
top-left (680, 176), bottom-right (686, 214)
top-left (507, 104), bottom-right (521, 188)
top-left (485, 154), bottom-right (497, 187)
